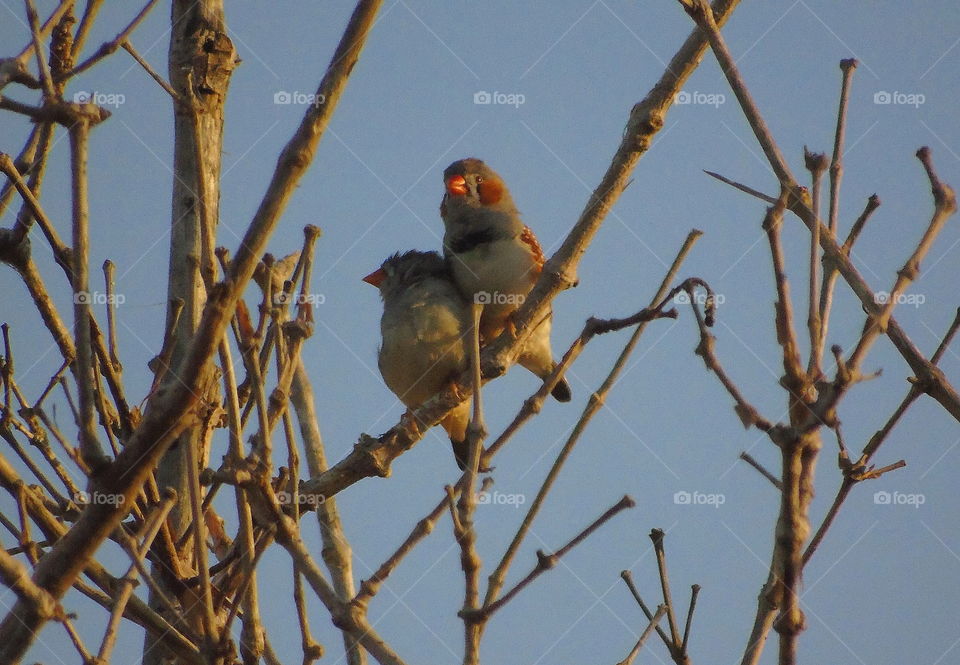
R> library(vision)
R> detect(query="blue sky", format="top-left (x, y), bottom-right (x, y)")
top-left (2, 1), bottom-right (959, 663)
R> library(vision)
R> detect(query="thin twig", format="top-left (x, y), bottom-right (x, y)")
top-left (58, 0), bottom-right (161, 80)
top-left (649, 528), bottom-right (681, 647)
top-left (24, 0), bottom-right (57, 99)
top-left (466, 496), bottom-right (635, 621)
top-left (618, 604), bottom-right (668, 665)
top-left (96, 492), bottom-right (175, 664)
top-left (739, 452), bottom-right (783, 490)
top-left (681, 584), bottom-right (700, 654)
top-left (817, 59), bottom-right (859, 359)
top-left (804, 147), bottom-right (828, 377)
top-left (102, 260), bottom-right (121, 371)
top-left (704, 170), bottom-right (777, 203)
top-left (121, 40), bottom-right (180, 101)
top-left (620, 570), bottom-right (673, 649)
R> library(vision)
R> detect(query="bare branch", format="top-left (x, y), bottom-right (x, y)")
top-left (739, 452), bottom-right (783, 490)
top-left (465, 496), bottom-right (635, 622)
top-left (57, 0), bottom-right (161, 81)
top-left (617, 604), bottom-right (668, 665)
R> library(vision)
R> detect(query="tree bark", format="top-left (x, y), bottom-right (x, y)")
top-left (145, 1), bottom-right (236, 663)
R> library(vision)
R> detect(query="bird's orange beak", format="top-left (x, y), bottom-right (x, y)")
top-left (445, 174), bottom-right (468, 197)
top-left (362, 267), bottom-right (386, 287)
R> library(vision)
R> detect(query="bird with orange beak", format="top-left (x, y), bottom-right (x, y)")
top-left (363, 250), bottom-right (474, 469)
top-left (440, 158), bottom-right (572, 402)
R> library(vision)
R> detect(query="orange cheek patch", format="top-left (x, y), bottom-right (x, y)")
top-left (477, 179), bottom-right (504, 205)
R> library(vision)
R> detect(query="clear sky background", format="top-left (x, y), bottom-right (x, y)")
top-left (1, 1), bottom-right (959, 664)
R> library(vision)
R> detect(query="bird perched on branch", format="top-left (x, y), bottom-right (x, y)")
top-left (364, 250), bottom-right (473, 469)
top-left (440, 157), bottom-right (572, 402)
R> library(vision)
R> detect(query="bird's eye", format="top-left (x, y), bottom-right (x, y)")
top-left (475, 176), bottom-right (484, 184)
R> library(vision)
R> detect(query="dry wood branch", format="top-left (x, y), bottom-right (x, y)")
top-left (681, 584), bottom-right (700, 654)
top-left (102, 260), bottom-right (120, 371)
top-left (803, 309), bottom-right (959, 564)
top-left (690, 284), bottom-right (776, 432)
top-left (816, 59), bottom-right (859, 360)
top-left (120, 40), bottom-right (179, 101)
top-left (217, 339), bottom-right (264, 662)
top-left (482, 287), bottom-right (684, 612)
top-left (185, 411), bottom-right (217, 643)
top-left (688, 2), bottom-right (960, 424)
top-left (620, 570), bottom-right (673, 650)
top-left (704, 170), bottom-right (777, 203)
top-left (96, 491), bottom-right (175, 664)
top-left (0, 151), bottom-right (72, 275)
top-left (71, 0), bottom-right (103, 61)
top-left (465, 496), bottom-right (635, 622)
top-left (457, 300), bottom-right (487, 665)
top-left (804, 148), bottom-right (828, 377)
top-left (762, 193), bottom-right (809, 407)
top-left (11, 0), bottom-right (73, 63)
top-left (286, 230), bottom-right (362, 658)
top-left (24, 0), bottom-right (56, 99)
top-left (845, 148), bottom-right (956, 373)
top-left (69, 119), bottom-right (107, 470)
top-left (0, 454), bottom-right (203, 662)
top-left (0, 547), bottom-right (61, 621)
top-left (484, 228), bottom-right (700, 464)
top-left (263, 484), bottom-right (406, 665)
top-left (0, 126), bottom-right (42, 219)
top-left (618, 604), bottom-right (668, 665)
top-left (739, 452), bottom-right (783, 490)
top-left (57, 0), bottom-right (161, 81)
top-left (0, 0), bottom-right (385, 656)
top-left (650, 528), bottom-right (682, 648)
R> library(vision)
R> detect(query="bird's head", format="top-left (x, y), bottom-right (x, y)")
top-left (440, 158), bottom-right (516, 218)
top-left (362, 250), bottom-right (449, 300)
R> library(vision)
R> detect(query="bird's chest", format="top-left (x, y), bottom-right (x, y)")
top-left (451, 238), bottom-right (537, 300)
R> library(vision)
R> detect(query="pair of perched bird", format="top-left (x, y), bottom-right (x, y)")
top-left (364, 158), bottom-right (571, 469)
